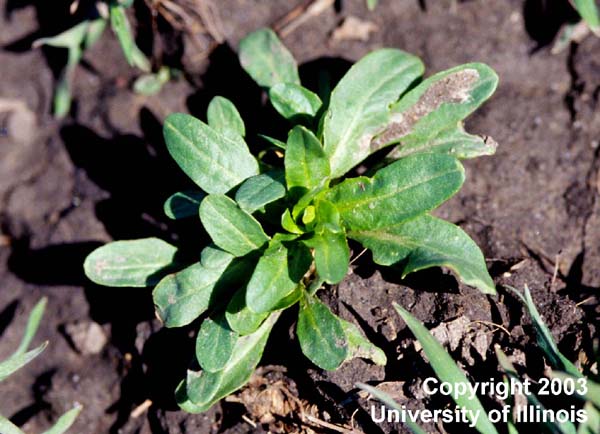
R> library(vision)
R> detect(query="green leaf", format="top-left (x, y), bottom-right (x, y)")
top-left (268, 83), bottom-right (322, 120)
top-left (305, 230), bottom-right (349, 284)
top-left (497, 348), bottom-right (576, 434)
top-left (285, 126), bottom-right (330, 192)
top-left (325, 153), bottom-right (464, 231)
top-left (235, 171), bottom-right (286, 214)
top-left (0, 342), bottom-right (47, 382)
top-left (366, 0), bottom-right (378, 10)
top-left (0, 297), bottom-right (48, 382)
top-left (33, 21), bottom-right (89, 49)
top-left (84, 238), bottom-right (178, 287)
top-left (281, 209), bottom-right (304, 234)
top-left (163, 190), bottom-right (205, 219)
top-left (163, 113), bottom-right (259, 194)
top-left (388, 125), bottom-right (497, 161)
top-left (0, 416), bottom-right (25, 434)
top-left (357, 384), bottom-right (427, 434)
top-left (53, 72), bottom-right (73, 118)
top-left (84, 18), bottom-right (107, 48)
top-left (133, 67), bottom-right (170, 95)
top-left (153, 246), bottom-right (254, 327)
top-left (33, 22), bottom-right (91, 118)
top-left (578, 402), bottom-right (600, 434)
top-left (201, 244), bottom-right (235, 268)
top-left (507, 285), bottom-right (581, 377)
top-left (349, 214), bottom-right (495, 294)
top-left (246, 241), bottom-right (312, 313)
top-left (296, 293), bottom-right (348, 370)
top-left (40, 404), bottom-right (82, 434)
top-left (196, 313), bottom-right (238, 372)
top-left (200, 195), bottom-right (269, 257)
top-left (341, 319), bottom-right (386, 365)
top-left (15, 297), bottom-right (47, 356)
top-left (574, 0), bottom-right (600, 34)
top-left (109, 4), bottom-right (150, 71)
top-left (552, 373), bottom-right (600, 409)
top-left (206, 96), bottom-right (245, 138)
top-left (258, 134), bottom-right (286, 149)
top-left (322, 49), bottom-right (424, 177)
top-left (394, 303), bottom-right (499, 434)
top-left (183, 312), bottom-right (279, 411)
top-left (225, 288), bottom-right (269, 335)
top-left (372, 63), bottom-right (498, 154)
top-left (239, 28), bottom-right (300, 89)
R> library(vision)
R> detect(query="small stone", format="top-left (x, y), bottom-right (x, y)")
top-left (64, 321), bottom-right (108, 355)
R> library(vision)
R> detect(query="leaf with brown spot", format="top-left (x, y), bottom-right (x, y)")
top-left (322, 49), bottom-right (424, 177)
top-left (371, 63), bottom-right (498, 157)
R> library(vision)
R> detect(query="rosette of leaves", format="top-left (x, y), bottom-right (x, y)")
top-left (84, 28), bottom-right (499, 412)
top-left (0, 298), bottom-right (81, 433)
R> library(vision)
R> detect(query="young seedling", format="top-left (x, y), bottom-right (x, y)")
top-left (0, 298), bottom-right (81, 434)
top-left (360, 292), bottom-right (597, 434)
top-left (33, 1), bottom-right (150, 117)
top-left (572, 0), bottom-right (600, 35)
top-left (84, 27), bottom-right (499, 412)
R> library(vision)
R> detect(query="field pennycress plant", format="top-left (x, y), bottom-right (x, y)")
top-left (84, 27), bottom-right (499, 412)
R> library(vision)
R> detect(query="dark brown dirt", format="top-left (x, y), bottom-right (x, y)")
top-left (1, 0), bottom-right (599, 433)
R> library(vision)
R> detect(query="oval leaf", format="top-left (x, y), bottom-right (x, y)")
top-left (388, 125), bottom-right (497, 161)
top-left (84, 238), bottom-right (178, 287)
top-left (184, 313), bottom-right (280, 411)
top-left (305, 230), bottom-right (349, 284)
top-left (373, 63), bottom-right (498, 154)
top-left (341, 319), bottom-right (386, 365)
top-left (153, 247), bottom-right (255, 328)
top-left (239, 28), bottom-right (300, 88)
top-left (285, 126), bottom-right (330, 192)
top-left (269, 83), bottom-right (322, 120)
top-left (323, 49), bottom-right (424, 177)
top-left (200, 195), bottom-right (269, 257)
top-left (133, 67), bottom-right (170, 95)
top-left (235, 171), bottom-right (286, 214)
top-left (164, 113), bottom-right (258, 194)
top-left (225, 288), bottom-right (269, 335)
top-left (206, 96), bottom-right (245, 138)
top-left (246, 241), bottom-right (312, 313)
top-left (325, 153), bottom-right (465, 231)
top-left (196, 313), bottom-right (238, 372)
top-left (349, 214), bottom-right (495, 295)
top-left (164, 190), bottom-right (206, 220)
top-left (296, 294), bottom-right (348, 370)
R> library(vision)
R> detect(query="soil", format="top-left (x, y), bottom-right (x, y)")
top-left (1, 0), bottom-right (599, 433)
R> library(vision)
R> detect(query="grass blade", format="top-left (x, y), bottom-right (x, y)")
top-left (394, 303), bottom-right (499, 434)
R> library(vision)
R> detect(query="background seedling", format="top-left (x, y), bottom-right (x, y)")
top-left (33, 1), bottom-right (149, 117)
top-left (84, 27), bottom-right (499, 412)
top-left (0, 299), bottom-right (81, 434)
top-left (361, 287), bottom-right (598, 433)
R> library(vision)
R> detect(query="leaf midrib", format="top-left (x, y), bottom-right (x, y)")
top-left (165, 121), bottom-right (243, 186)
top-left (334, 168), bottom-right (461, 212)
top-left (302, 302), bottom-right (343, 363)
top-left (349, 226), bottom-right (475, 269)
top-left (206, 201), bottom-right (264, 252)
top-left (326, 60), bottom-right (420, 171)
